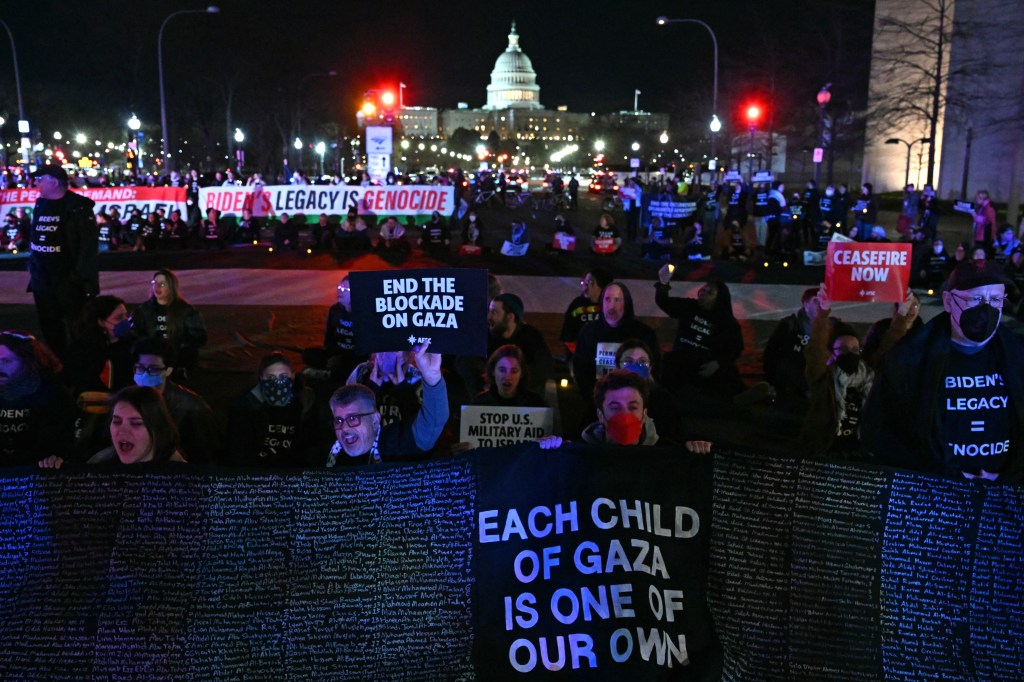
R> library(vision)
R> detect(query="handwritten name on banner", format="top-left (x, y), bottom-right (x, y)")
top-left (826, 242), bottom-right (912, 303)
top-left (348, 268), bottom-right (488, 356)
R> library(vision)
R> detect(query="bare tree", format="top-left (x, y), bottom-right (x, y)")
top-left (867, 0), bottom-right (958, 187)
top-left (866, 0), bottom-right (1019, 187)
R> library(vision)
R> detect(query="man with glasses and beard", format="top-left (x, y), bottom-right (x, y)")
top-left (863, 261), bottom-right (1024, 483)
top-left (326, 342), bottom-right (447, 466)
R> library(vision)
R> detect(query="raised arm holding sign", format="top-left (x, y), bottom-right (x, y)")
top-left (825, 242), bottom-right (912, 303)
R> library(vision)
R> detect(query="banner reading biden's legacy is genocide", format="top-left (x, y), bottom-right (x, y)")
top-left (198, 184), bottom-right (455, 222)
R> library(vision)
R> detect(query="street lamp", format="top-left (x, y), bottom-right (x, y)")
top-left (0, 18), bottom-right (28, 170)
top-left (315, 141), bottom-right (326, 175)
top-left (659, 131), bottom-right (669, 145)
top-left (656, 16), bottom-right (719, 164)
top-left (159, 6), bottom-right (219, 172)
top-left (594, 140), bottom-right (605, 152)
top-left (233, 128), bottom-right (245, 174)
top-left (885, 137), bottom-right (932, 188)
top-left (814, 84), bottom-right (832, 184)
top-left (128, 114), bottom-right (143, 172)
top-left (631, 141), bottom-right (640, 152)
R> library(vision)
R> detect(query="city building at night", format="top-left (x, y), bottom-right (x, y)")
top-left (863, 0), bottom-right (1024, 204)
top-left (396, 22), bottom-right (667, 148)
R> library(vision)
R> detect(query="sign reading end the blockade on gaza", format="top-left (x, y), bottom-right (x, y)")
top-left (826, 242), bottom-right (912, 303)
top-left (348, 268), bottom-right (488, 356)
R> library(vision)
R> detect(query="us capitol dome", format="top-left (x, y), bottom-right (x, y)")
top-left (483, 22), bottom-right (543, 110)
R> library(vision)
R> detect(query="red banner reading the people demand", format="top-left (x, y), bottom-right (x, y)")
top-left (826, 242), bottom-right (912, 303)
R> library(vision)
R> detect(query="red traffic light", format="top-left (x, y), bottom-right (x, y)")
top-left (381, 91), bottom-right (396, 107)
top-left (745, 104), bottom-right (762, 123)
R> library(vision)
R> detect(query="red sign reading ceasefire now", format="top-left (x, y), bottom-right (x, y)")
top-left (826, 242), bottom-right (913, 303)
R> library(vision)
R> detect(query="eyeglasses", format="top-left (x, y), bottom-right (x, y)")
top-left (133, 364), bottom-right (167, 376)
top-left (951, 292), bottom-right (1008, 308)
top-left (334, 411), bottom-right (375, 428)
top-left (152, 280), bottom-right (169, 288)
top-left (621, 357), bottom-right (651, 368)
top-left (338, 286), bottom-right (351, 293)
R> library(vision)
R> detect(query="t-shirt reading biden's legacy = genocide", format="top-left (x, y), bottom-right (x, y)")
top-left (941, 345), bottom-right (1011, 475)
top-left (30, 199), bottom-right (70, 255)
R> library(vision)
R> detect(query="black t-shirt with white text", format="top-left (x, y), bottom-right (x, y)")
top-left (30, 197), bottom-right (71, 256)
top-left (941, 344), bottom-right (1012, 475)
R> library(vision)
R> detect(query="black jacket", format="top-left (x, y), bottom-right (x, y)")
top-left (28, 190), bottom-right (99, 296)
top-left (862, 313), bottom-right (1024, 484)
top-left (573, 287), bottom-right (661, 402)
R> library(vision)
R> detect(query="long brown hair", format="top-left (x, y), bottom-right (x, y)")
top-left (150, 269), bottom-right (192, 344)
top-left (108, 385), bottom-right (181, 462)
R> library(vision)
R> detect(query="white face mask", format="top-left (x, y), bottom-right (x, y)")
top-left (825, 189), bottom-right (835, 197)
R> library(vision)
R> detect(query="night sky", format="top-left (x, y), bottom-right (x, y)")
top-left (0, 0), bottom-right (874, 166)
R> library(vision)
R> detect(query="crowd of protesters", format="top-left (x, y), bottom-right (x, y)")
top-left (2, 162), bottom-right (1023, 485)
top-left (4, 254), bottom-right (1019, 486)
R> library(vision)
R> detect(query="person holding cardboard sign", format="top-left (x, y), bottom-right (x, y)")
top-left (863, 261), bottom-right (1024, 483)
top-left (798, 283), bottom-right (918, 459)
top-left (326, 341), bottom-right (447, 466)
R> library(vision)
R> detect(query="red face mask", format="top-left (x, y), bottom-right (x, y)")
top-left (605, 412), bottom-right (643, 445)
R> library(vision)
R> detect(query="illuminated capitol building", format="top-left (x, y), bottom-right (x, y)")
top-left (396, 23), bottom-right (667, 145)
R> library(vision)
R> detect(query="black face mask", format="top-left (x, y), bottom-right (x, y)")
top-left (834, 352), bottom-right (861, 375)
top-left (959, 303), bottom-right (1001, 343)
